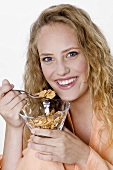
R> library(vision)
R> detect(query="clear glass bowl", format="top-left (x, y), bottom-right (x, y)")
top-left (20, 98), bottom-right (70, 130)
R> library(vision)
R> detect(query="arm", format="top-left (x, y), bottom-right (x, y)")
top-left (0, 79), bottom-right (27, 170)
top-left (27, 127), bottom-right (90, 170)
top-left (28, 127), bottom-right (113, 170)
top-left (0, 155), bottom-right (2, 170)
top-left (2, 125), bottom-right (23, 170)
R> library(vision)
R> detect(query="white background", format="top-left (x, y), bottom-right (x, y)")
top-left (0, 0), bottom-right (113, 154)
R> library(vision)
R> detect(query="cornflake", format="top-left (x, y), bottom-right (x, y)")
top-left (38, 89), bottom-right (56, 99)
top-left (28, 111), bottom-right (65, 130)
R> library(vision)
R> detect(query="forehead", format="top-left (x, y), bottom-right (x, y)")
top-left (37, 23), bottom-right (79, 50)
top-left (38, 22), bottom-right (76, 37)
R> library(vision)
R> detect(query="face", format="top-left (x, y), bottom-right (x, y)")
top-left (37, 23), bottom-right (88, 102)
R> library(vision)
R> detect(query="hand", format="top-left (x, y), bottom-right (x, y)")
top-left (28, 127), bottom-right (90, 167)
top-left (0, 79), bottom-right (28, 128)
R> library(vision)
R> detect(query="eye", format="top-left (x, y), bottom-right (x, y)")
top-left (42, 57), bottom-right (54, 62)
top-left (67, 51), bottom-right (78, 58)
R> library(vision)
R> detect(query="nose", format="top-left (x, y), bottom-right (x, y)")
top-left (55, 60), bottom-right (70, 76)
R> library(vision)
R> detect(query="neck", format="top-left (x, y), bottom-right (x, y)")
top-left (69, 90), bottom-right (93, 144)
top-left (70, 90), bottom-right (92, 119)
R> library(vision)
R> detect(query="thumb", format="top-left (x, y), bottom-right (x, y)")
top-left (0, 79), bottom-right (14, 99)
top-left (2, 79), bottom-right (10, 85)
top-left (2, 79), bottom-right (14, 88)
top-left (63, 126), bottom-right (75, 137)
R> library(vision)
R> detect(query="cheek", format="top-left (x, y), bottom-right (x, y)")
top-left (75, 60), bottom-right (88, 76)
top-left (41, 65), bottom-right (52, 81)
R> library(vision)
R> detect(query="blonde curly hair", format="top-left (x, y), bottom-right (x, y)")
top-left (23, 4), bottom-right (113, 143)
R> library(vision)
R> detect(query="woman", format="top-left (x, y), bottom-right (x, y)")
top-left (0, 4), bottom-right (113, 170)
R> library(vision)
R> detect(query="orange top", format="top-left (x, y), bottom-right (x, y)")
top-left (1, 113), bottom-right (113, 170)
top-left (16, 113), bottom-right (113, 170)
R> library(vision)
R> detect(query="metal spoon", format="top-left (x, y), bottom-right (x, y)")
top-left (14, 89), bottom-right (40, 98)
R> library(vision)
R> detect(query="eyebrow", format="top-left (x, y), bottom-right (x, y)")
top-left (61, 47), bottom-right (80, 53)
top-left (39, 52), bottom-right (53, 56)
top-left (39, 47), bottom-right (80, 56)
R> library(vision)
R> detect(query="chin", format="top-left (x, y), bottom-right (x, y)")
top-left (59, 95), bottom-right (77, 102)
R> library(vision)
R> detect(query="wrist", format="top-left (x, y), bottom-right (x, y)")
top-left (78, 146), bottom-right (90, 169)
top-left (4, 124), bottom-right (24, 148)
top-left (6, 123), bottom-right (24, 133)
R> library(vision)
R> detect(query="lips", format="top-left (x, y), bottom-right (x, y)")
top-left (55, 77), bottom-right (77, 89)
top-left (57, 77), bottom-right (77, 85)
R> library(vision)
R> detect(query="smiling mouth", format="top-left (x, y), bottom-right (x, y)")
top-left (57, 78), bottom-right (77, 86)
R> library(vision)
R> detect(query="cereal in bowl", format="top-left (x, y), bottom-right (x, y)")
top-left (28, 111), bottom-right (66, 130)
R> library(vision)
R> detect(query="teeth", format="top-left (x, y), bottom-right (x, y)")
top-left (57, 78), bottom-right (76, 85)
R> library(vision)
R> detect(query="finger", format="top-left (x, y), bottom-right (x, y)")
top-left (0, 80), bottom-right (14, 99)
top-left (0, 90), bottom-right (21, 106)
top-left (1, 99), bottom-right (27, 120)
top-left (12, 99), bottom-right (27, 113)
top-left (31, 128), bottom-right (63, 138)
top-left (2, 79), bottom-right (14, 89)
top-left (28, 142), bottom-right (55, 153)
top-left (30, 135), bottom-right (56, 146)
top-left (6, 93), bottom-right (28, 110)
top-left (35, 152), bottom-right (59, 162)
top-left (2, 79), bottom-right (10, 85)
